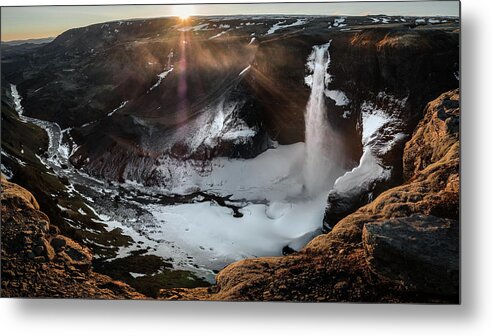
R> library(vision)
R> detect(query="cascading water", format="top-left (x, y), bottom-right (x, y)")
top-left (303, 41), bottom-right (342, 195)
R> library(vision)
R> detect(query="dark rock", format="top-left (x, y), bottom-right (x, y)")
top-left (33, 245), bottom-right (45, 256)
top-left (282, 245), bottom-right (297, 256)
top-left (50, 236), bottom-right (67, 251)
top-left (3, 270), bottom-right (16, 279)
top-left (324, 172), bottom-right (394, 229)
top-left (26, 250), bottom-right (35, 259)
top-left (22, 236), bottom-right (33, 245)
top-left (362, 215), bottom-right (459, 296)
top-left (49, 225), bottom-right (60, 235)
top-left (321, 220), bottom-right (332, 234)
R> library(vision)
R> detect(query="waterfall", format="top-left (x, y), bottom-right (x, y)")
top-left (303, 41), bottom-right (342, 195)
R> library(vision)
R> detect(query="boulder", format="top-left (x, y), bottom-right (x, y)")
top-left (362, 215), bottom-right (459, 296)
top-left (50, 236), bottom-right (67, 252)
top-left (0, 179), bottom-right (40, 210)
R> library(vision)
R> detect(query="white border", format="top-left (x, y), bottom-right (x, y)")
top-left (2, 0), bottom-right (491, 335)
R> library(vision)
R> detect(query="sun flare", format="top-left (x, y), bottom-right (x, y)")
top-left (172, 5), bottom-right (194, 21)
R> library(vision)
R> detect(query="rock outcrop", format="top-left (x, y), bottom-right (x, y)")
top-left (1, 178), bottom-right (146, 299)
top-left (403, 89), bottom-right (460, 180)
top-left (160, 89), bottom-right (459, 302)
top-left (363, 215), bottom-right (458, 296)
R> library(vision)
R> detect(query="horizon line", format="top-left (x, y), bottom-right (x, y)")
top-left (1, 12), bottom-right (460, 42)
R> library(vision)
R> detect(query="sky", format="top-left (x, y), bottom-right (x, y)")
top-left (1, 1), bottom-right (460, 41)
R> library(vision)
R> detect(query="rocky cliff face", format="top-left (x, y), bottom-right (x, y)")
top-left (159, 89), bottom-right (459, 302)
top-left (1, 16), bottom-right (459, 186)
top-left (322, 27), bottom-right (459, 228)
top-left (1, 178), bottom-right (146, 298)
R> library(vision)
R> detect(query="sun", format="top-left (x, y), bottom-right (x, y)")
top-left (171, 5), bottom-right (194, 21)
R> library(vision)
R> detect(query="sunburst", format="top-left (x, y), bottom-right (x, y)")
top-left (172, 5), bottom-right (194, 21)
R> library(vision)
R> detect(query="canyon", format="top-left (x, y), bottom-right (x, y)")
top-left (1, 15), bottom-right (459, 301)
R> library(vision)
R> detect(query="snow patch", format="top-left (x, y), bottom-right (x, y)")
top-left (1, 161), bottom-right (13, 179)
top-left (361, 103), bottom-right (389, 144)
top-left (239, 65), bottom-right (251, 76)
top-left (266, 19), bottom-right (307, 35)
top-left (333, 149), bottom-right (390, 194)
top-left (143, 193), bottom-right (325, 266)
top-left (177, 23), bottom-right (209, 32)
top-left (329, 92), bottom-right (409, 198)
top-left (378, 132), bottom-right (408, 155)
top-left (149, 68), bottom-right (174, 91)
top-left (370, 16), bottom-right (390, 24)
top-left (333, 17), bottom-right (347, 27)
top-left (107, 100), bottom-right (129, 117)
top-left (129, 272), bottom-right (146, 278)
top-left (180, 97), bottom-right (258, 151)
top-left (208, 30), bottom-right (230, 40)
top-left (325, 90), bottom-right (350, 106)
top-left (155, 143), bottom-right (305, 200)
top-left (221, 128), bottom-right (256, 141)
